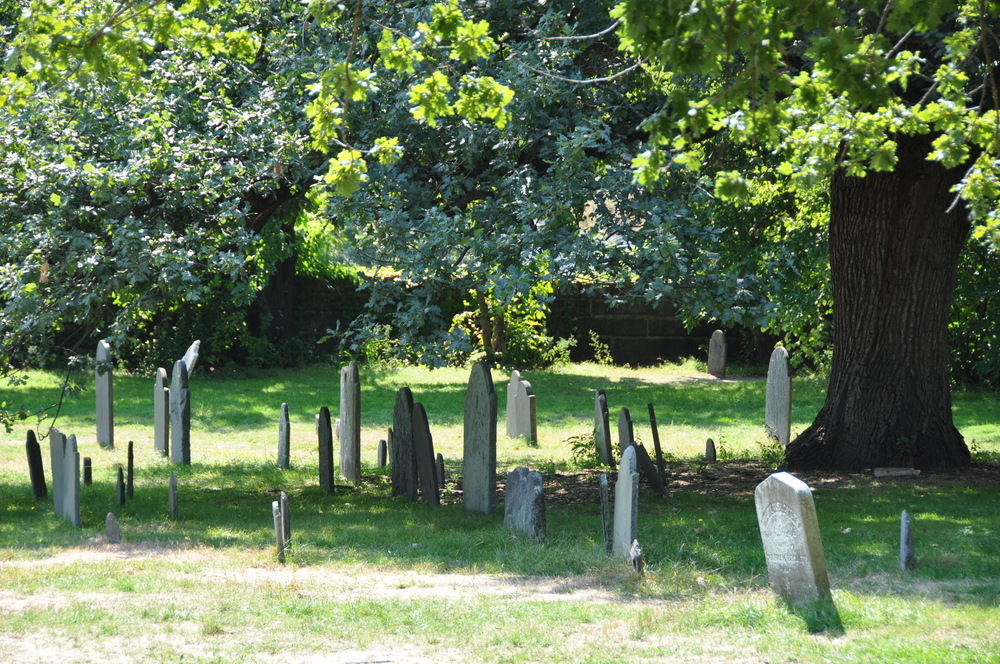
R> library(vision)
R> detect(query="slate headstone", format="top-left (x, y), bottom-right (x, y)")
top-left (503, 466), bottom-right (546, 540)
top-left (126, 441), bottom-right (134, 499)
top-left (634, 442), bottom-right (667, 497)
top-left (595, 390), bottom-right (612, 465)
top-left (96, 339), bottom-right (114, 450)
top-left (154, 368), bottom-right (169, 456)
top-left (49, 429), bottom-right (66, 510)
top-left (617, 407), bottom-right (634, 454)
top-left (25, 430), bottom-right (47, 500)
top-left (169, 360), bottom-right (191, 465)
top-left (105, 513), bottom-right (121, 544)
top-left (117, 467), bottom-right (126, 506)
top-left (646, 403), bottom-right (667, 485)
top-left (708, 329), bottom-right (726, 378)
top-left (613, 446), bottom-right (639, 559)
top-left (599, 472), bottom-right (612, 554)
top-left (463, 361), bottom-right (497, 514)
top-left (411, 402), bottom-right (439, 506)
top-left (83, 457), bottom-right (92, 486)
top-left (436, 453), bottom-right (445, 488)
top-left (338, 361), bottom-right (361, 481)
top-left (765, 347), bottom-right (792, 446)
top-left (181, 339), bottom-right (200, 376)
top-left (900, 510), bottom-right (916, 571)
top-left (317, 406), bottom-right (335, 494)
top-left (377, 439), bottom-right (387, 468)
top-left (391, 388), bottom-right (417, 501)
top-left (277, 402), bottom-right (291, 470)
top-left (705, 438), bottom-right (717, 463)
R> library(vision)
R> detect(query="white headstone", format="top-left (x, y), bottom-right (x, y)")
top-left (765, 347), bottom-right (792, 446)
top-left (505, 370), bottom-right (537, 444)
top-left (613, 446), bottom-right (639, 559)
top-left (95, 340), bottom-right (114, 449)
top-left (181, 340), bottom-right (200, 376)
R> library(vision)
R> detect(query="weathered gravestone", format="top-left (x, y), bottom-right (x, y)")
top-left (377, 439), bottom-right (387, 468)
top-left (900, 510), bottom-right (916, 571)
top-left (505, 370), bottom-right (537, 445)
top-left (127, 441), bottom-right (134, 499)
top-left (105, 513), bottom-right (121, 544)
top-left (25, 430), bottom-right (47, 500)
top-left (83, 457), bottom-right (92, 486)
top-left (272, 500), bottom-right (286, 564)
top-left (317, 407), bottom-right (335, 494)
top-left (412, 402), bottom-right (439, 506)
top-left (646, 403), bottom-right (667, 485)
top-left (617, 407), bottom-right (634, 453)
top-left (503, 466), bottom-right (546, 540)
top-left (169, 360), bottom-right (191, 465)
top-left (391, 387), bottom-right (418, 501)
top-left (599, 472), bottom-right (612, 553)
top-left (154, 367), bottom-right (169, 456)
top-left (280, 491), bottom-right (291, 544)
top-left (339, 360), bottom-right (361, 481)
top-left (705, 438), bottom-right (717, 463)
top-left (436, 453), bottom-right (445, 488)
top-left (169, 473), bottom-right (179, 518)
top-left (613, 446), bottom-right (639, 559)
top-left (708, 329), bottom-right (726, 379)
top-left (594, 389), bottom-right (612, 465)
top-left (50, 429), bottom-right (66, 511)
top-left (765, 347), bottom-right (792, 446)
top-left (754, 472), bottom-right (840, 629)
top-left (181, 340), bottom-right (200, 376)
top-left (117, 467), bottom-right (126, 506)
top-left (95, 339), bottom-right (114, 449)
top-left (277, 402), bottom-right (291, 470)
top-left (49, 431), bottom-right (80, 528)
top-left (634, 442), bottom-right (668, 497)
top-left (463, 361), bottom-right (497, 514)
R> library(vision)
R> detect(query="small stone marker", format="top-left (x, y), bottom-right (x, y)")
top-left (463, 361), bottom-right (497, 514)
top-left (154, 368), bottom-right (169, 456)
top-left (617, 407), bottom-right (634, 453)
top-left (377, 439), bottom-right (387, 468)
top-left (754, 472), bottom-right (834, 612)
top-left (613, 446), bottom-right (639, 559)
top-left (506, 370), bottom-right (537, 445)
top-left (277, 402), bottom-right (290, 470)
top-left (436, 453), bottom-right (445, 488)
top-left (317, 406), bottom-right (335, 494)
top-left (25, 430), bottom-right (47, 500)
top-left (117, 467), bottom-right (126, 506)
top-left (599, 472), bottom-right (611, 554)
top-left (391, 388), bottom-right (417, 501)
top-left (181, 339), bottom-right (200, 376)
top-left (339, 360), bottom-right (361, 481)
top-left (595, 390), bottom-right (612, 465)
top-left (105, 513), bottom-right (121, 544)
top-left (412, 402), bottom-right (439, 506)
top-left (169, 360), bottom-right (191, 465)
top-left (126, 441), bottom-right (134, 499)
top-left (765, 347), bottom-right (792, 446)
top-left (95, 339), bottom-right (114, 450)
top-left (705, 438), bottom-right (717, 463)
top-left (83, 457), bottom-right (92, 486)
top-left (504, 467), bottom-right (546, 540)
top-left (169, 473), bottom-right (179, 518)
top-left (874, 467), bottom-right (920, 478)
top-left (708, 329), bottom-right (726, 378)
top-left (272, 500), bottom-right (286, 564)
top-left (900, 510), bottom-right (916, 571)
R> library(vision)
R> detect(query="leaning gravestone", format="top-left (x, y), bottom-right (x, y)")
top-left (505, 370), bottom-right (537, 445)
top-left (277, 402), bottom-right (291, 470)
top-left (339, 361), bottom-right (361, 481)
top-left (170, 360), bottom-right (191, 465)
top-left (708, 329), bottom-right (726, 378)
top-left (412, 402), bottom-right (439, 506)
top-left (765, 347), bottom-right (792, 446)
top-left (25, 430), bottom-right (47, 500)
top-left (617, 407), bottom-right (634, 453)
top-left (634, 442), bottom-right (667, 497)
top-left (595, 390), bottom-right (612, 465)
top-left (95, 339), bottom-right (114, 449)
top-left (154, 368), bottom-right (169, 456)
top-left (317, 407), bottom-right (335, 494)
top-left (181, 340), bottom-right (200, 376)
top-left (613, 445), bottom-right (639, 559)
top-left (754, 472), bottom-right (836, 614)
top-left (503, 466), bottom-right (546, 540)
top-left (391, 387), bottom-right (418, 501)
top-left (463, 361), bottom-right (497, 514)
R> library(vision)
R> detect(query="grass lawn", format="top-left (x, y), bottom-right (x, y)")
top-left (1, 360), bottom-right (999, 663)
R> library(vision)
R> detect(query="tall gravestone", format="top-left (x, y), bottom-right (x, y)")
top-left (127, 441), bottom-right (134, 498)
top-left (339, 361), bottom-right (361, 481)
top-left (277, 402), bottom-right (291, 470)
top-left (412, 402), bottom-right (439, 506)
top-left (506, 370), bottom-right (537, 445)
top-left (26, 429), bottom-right (47, 500)
top-left (55, 433), bottom-right (81, 527)
top-left (708, 329), bottom-right (726, 378)
top-left (613, 446), bottom-right (639, 559)
top-left (754, 472), bottom-right (836, 614)
top-left (170, 360), bottom-right (191, 465)
top-left (49, 428), bottom-right (66, 513)
top-left (503, 466), bottom-right (546, 540)
top-left (594, 390), bottom-right (612, 465)
top-left (95, 339), bottom-right (114, 449)
top-left (463, 361), bottom-right (497, 514)
top-left (617, 407), bottom-right (634, 453)
top-left (317, 406), bottom-right (335, 494)
top-left (154, 368), bottom-right (169, 456)
top-left (391, 387), bottom-right (417, 500)
top-left (599, 472), bottom-right (612, 553)
top-left (765, 346), bottom-right (792, 446)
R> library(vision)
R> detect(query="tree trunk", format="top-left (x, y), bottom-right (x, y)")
top-left (786, 134), bottom-right (972, 471)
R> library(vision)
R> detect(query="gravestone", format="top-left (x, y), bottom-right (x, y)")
top-left (613, 446), bottom-right (639, 559)
top-left (117, 467), bottom-right (126, 506)
top-left (595, 390), bottom-right (612, 465)
top-left (506, 370), bottom-right (537, 445)
top-left (377, 439), bottom-right (387, 468)
top-left (105, 513), bottom-right (121, 544)
top-left (436, 453), bottom-right (445, 488)
top-left (169, 473), bottom-right (179, 518)
top-left (754, 472), bottom-right (834, 611)
top-left (169, 360), bottom-right (191, 465)
top-left (503, 466), bottom-right (546, 540)
top-left (411, 402), bottom-right (439, 506)
top-left (127, 441), bottom-right (134, 499)
top-left (900, 510), bottom-right (916, 571)
top-left (765, 347), bottom-right (792, 446)
top-left (280, 491), bottom-right (291, 544)
top-left (629, 539), bottom-right (644, 575)
top-left (25, 430), bottom-right (46, 500)
top-left (634, 442), bottom-right (667, 497)
top-left (95, 339), bottom-right (114, 449)
top-left (339, 360), bottom-right (361, 481)
top-left (181, 339), bottom-right (200, 376)
top-left (154, 368), bottom-right (169, 456)
top-left (83, 457), bottom-right (92, 486)
top-left (617, 407), bottom-right (634, 453)
top-left (277, 402), bottom-right (291, 470)
top-left (463, 361), bottom-right (497, 514)
top-left (317, 406), bottom-right (335, 494)
top-left (599, 472), bottom-right (612, 554)
top-left (272, 500), bottom-right (286, 564)
top-left (54, 433), bottom-right (81, 527)
top-left (705, 438), bottom-right (717, 463)
top-left (646, 403), bottom-right (667, 485)
top-left (49, 428), bottom-right (66, 511)
top-left (708, 329), bottom-right (726, 378)
top-left (391, 388), bottom-right (417, 500)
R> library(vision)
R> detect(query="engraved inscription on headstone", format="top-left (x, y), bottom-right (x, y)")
top-left (599, 472), bottom-right (611, 554)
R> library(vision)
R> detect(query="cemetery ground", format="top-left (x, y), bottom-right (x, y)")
top-left (2, 361), bottom-right (1000, 663)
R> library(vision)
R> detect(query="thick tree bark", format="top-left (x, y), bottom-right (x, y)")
top-left (787, 134), bottom-right (972, 470)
